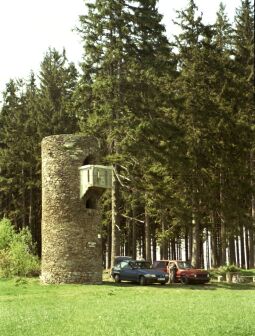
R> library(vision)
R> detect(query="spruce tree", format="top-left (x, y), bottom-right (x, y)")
top-left (0, 49), bottom-right (79, 255)
top-left (37, 48), bottom-right (79, 138)
top-left (0, 78), bottom-right (39, 235)
top-left (234, 0), bottom-right (254, 267)
top-left (22, 73), bottom-right (42, 252)
top-left (173, 0), bottom-right (211, 267)
top-left (77, 0), bottom-right (178, 264)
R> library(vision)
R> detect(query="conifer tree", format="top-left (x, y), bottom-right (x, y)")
top-left (233, 0), bottom-right (254, 267)
top-left (173, 0), bottom-right (210, 267)
top-left (37, 48), bottom-right (79, 138)
top-left (0, 49), bottom-right (79, 255)
top-left (209, 3), bottom-right (236, 267)
top-left (0, 80), bottom-right (27, 228)
top-left (77, 0), bottom-right (178, 264)
top-left (22, 73), bottom-right (42, 251)
top-left (0, 77), bottom-right (40, 238)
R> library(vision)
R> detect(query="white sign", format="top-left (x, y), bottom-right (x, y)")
top-left (88, 242), bottom-right (96, 248)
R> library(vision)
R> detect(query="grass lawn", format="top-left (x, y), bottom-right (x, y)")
top-left (0, 277), bottom-right (254, 336)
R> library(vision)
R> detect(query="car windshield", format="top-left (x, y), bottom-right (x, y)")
top-left (177, 261), bottom-right (194, 269)
top-left (154, 261), bottom-right (168, 267)
top-left (133, 261), bottom-right (151, 269)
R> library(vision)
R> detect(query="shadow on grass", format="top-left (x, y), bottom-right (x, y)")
top-left (102, 280), bottom-right (255, 291)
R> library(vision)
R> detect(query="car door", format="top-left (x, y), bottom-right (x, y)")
top-left (119, 261), bottom-right (135, 281)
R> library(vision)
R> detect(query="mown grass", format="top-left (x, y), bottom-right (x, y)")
top-left (0, 277), bottom-right (254, 336)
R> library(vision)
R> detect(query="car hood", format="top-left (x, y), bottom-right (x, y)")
top-left (179, 269), bottom-right (209, 275)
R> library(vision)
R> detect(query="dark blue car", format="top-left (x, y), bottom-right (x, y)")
top-left (111, 259), bottom-right (169, 285)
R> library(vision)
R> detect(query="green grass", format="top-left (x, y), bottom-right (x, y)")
top-left (0, 278), bottom-right (254, 336)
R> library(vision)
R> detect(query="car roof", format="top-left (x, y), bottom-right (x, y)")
top-left (154, 260), bottom-right (183, 262)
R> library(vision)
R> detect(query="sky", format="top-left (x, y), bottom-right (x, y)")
top-left (0, 0), bottom-right (241, 96)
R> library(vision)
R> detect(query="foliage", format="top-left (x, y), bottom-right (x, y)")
top-left (0, 218), bottom-right (40, 278)
top-left (0, 49), bottom-right (79, 253)
top-left (210, 266), bottom-right (255, 279)
top-left (218, 264), bottom-right (241, 274)
top-left (0, 0), bottom-right (254, 269)
top-left (0, 218), bottom-right (15, 250)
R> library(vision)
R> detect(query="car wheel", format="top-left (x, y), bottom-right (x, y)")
top-left (160, 281), bottom-right (167, 285)
top-left (139, 276), bottom-right (146, 286)
top-left (180, 276), bottom-right (189, 285)
top-left (114, 274), bottom-right (121, 283)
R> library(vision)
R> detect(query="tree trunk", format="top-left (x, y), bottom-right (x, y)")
top-left (144, 208), bottom-right (151, 262)
top-left (171, 238), bottom-right (176, 260)
top-left (131, 199), bottom-right (139, 260)
top-left (189, 227), bottom-right (193, 262)
top-left (228, 235), bottom-right (236, 265)
top-left (205, 229), bottom-right (210, 269)
top-left (245, 227), bottom-right (249, 269)
top-left (191, 216), bottom-right (201, 268)
top-left (249, 229), bottom-right (254, 268)
top-left (28, 167), bottom-right (34, 234)
top-left (236, 237), bottom-right (240, 267)
top-left (160, 212), bottom-right (168, 259)
top-left (211, 229), bottom-right (218, 268)
top-left (240, 226), bottom-right (246, 268)
top-left (220, 220), bottom-right (226, 265)
top-left (152, 235), bottom-right (157, 262)
top-left (211, 210), bottom-right (221, 267)
top-left (125, 218), bottom-right (132, 257)
top-left (21, 167), bottom-right (26, 229)
top-left (219, 172), bottom-right (227, 265)
top-left (250, 151), bottom-right (255, 268)
top-left (111, 165), bottom-right (121, 267)
top-left (185, 229), bottom-right (189, 261)
top-left (132, 220), bottom-right (137, 260)
top-left (142, 236), bottom-right (146, 259)
top-left (105, 222), bottom-right (111, 269)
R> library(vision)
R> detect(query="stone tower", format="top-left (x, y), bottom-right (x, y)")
top-left (41, 134), bottom-right (102, 284)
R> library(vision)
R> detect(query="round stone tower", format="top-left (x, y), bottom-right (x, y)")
top-left (41, 134), bottom-right (102, 284)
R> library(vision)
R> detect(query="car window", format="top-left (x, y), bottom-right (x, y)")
top-left (114, 256), bottom-right (132, 265)
top-left (120, 261), bottom-right (132, 269)
top-left (135, 261), bottom-right (151, 269)
top-left (177, 261), bottom-right (194, 269)
top-left (154, 261), bottom-right (167, 268)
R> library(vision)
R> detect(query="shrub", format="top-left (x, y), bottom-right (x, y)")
top-left (218, 264), bottom-right (241, 275)
top-left (8, 239), bottom-right (40, 277)
top-left (0, 218), bottom-right (40, 278)
top-left (0, 249), bottom-right (12, 277)
top-left (0, 218), bottom-right (15, 250)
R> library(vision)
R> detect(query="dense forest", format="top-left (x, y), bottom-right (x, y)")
top-left (0, 0), bottom-right (254, 269)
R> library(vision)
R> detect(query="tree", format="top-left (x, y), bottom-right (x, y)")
top-left (173, 0), bottom-right (211, 267)
top-left (0, 79), bottom-right (29, 228)
top-left (0, 49), bottom-right (79, 255)
top-left (0, 75), bottom-right (43, 253)
top-left (77, 0), bottom-right (178, 265)
top-left (37, 48), bottom-right (79, 138)
top-left (233, 0), bottom-right (254, 268)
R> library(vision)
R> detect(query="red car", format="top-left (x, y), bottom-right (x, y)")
top-left (152, 260), bottom-right (210, 284)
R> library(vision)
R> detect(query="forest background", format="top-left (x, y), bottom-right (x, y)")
top-left (0, 0), bottom-right (254, 270)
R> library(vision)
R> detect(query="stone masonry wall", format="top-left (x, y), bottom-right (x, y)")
top-left (41, 134), bottom-right (102, 284)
